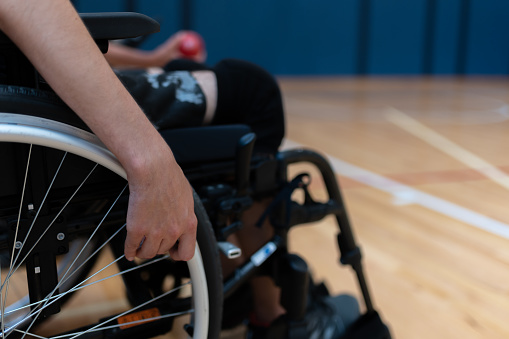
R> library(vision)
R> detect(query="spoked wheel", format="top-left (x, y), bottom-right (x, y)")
top-left (0, 113), bottom-right (222, 339)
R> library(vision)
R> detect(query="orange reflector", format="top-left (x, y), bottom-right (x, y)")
top-left (117, 308), bottom-right (161, 329)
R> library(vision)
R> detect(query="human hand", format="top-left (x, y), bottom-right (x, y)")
top-left (151, 30), bottom-right (207, 66)
top-left (123, 145), bottom-right (197, 262)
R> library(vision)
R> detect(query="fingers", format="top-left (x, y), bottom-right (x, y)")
top-left (169, 227), bottom-right (197, 261)
top-left (125, 232), bottom-right (196, 262)
top-left (159, 212), bottom-right (197, 261)
top-left (124, 209), bottom-right (197, 261)
top-left (135, 235), bottom-right (162, 260)
top-left (124, 230), bottom-right (144, 261)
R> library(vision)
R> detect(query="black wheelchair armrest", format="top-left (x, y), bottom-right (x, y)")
top-left (0, 12), bottom-right (160, 46)
top-left (160, 125), bottom-right (253, 166)
top-left (80, 12), bottom-right (160, 41)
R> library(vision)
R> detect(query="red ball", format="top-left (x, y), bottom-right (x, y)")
top-left (179, 32), bottom-right (204, 57)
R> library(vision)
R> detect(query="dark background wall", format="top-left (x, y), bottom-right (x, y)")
top-left (72, 0), bottom-right (509, 76)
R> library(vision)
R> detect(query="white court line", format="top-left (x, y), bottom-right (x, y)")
top-left (385, 106), bottom-right (509, 191)
top-left (282, 139), bottom-right (509, 240)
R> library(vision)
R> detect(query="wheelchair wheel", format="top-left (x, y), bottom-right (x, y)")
top-left (0, 113), bottom-right (222, 339)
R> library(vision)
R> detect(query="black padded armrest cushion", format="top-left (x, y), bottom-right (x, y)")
top-left (80, 12), bottom-right (160, 40)
top-left (160, 125), bottom-right (253, 165)
top-left (0, 12), bottom-right (160, 44)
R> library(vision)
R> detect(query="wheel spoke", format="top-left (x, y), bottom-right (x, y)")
top-left (2, 145), bottom-right (32, 338)
top-left (9, 145), bottom-right (32, 272)
top-left (3, 162), bottom-right (98, 289)
top-left (0, 225), bottom-right (126, 318)
top-left (13, 307), bottom-right (193, 339)
top-left (17, 184), bottom-right (129, 332)
top-left (8, 152), bottom-right (67, 274)
top-left (6, 253), bottom-right (178, 339)
top-left (5, 253), bottom-right (170, 318)
top-left (56, 223), bottom-right (126, 293)
top-left (4, 163), bottom-right (98, 339)
top-left (12, 329), bottom-right (49, 339)
top-left (67, 282), bottom-right (191, 339)
top-left (0, 115), bottom-right (216, 339)
top-left (56, 184), bottom-right (128, 289)
top-left (50, 310), bottom-right (193, 339)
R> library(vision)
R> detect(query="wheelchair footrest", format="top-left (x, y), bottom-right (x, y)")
top-left (341, 311), bottom-right (392, 339)
top-left (277, 254), bottom-right (309, 321)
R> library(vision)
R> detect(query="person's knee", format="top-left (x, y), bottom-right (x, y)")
top-left (213, 59), bottom-right (285, 155)
top-left (214, 59), bottom-right (281, 98)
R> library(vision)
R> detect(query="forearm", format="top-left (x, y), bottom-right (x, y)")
top-left (105, 31), bottom-right (206, 69)
top-left (105, 43), bottom-right (158, 69)
top-left (0, 0), bottom-right (169, 174)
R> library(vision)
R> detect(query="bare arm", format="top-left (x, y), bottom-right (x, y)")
top-left (105, 43), bottom-right (163, 69)
top-left (0, 0), bottom-right (197, 261)
top-left (105, 31), bottom-right (206, 68)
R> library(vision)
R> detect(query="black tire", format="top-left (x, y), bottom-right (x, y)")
top-left (194, 191), bottom-right (223, 339)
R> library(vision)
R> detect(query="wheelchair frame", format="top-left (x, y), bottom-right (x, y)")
top-left (0, 12), bottom-right (391, 339)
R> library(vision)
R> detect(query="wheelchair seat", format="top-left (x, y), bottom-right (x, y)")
top-left (160, 125), bottom-right (252, 165)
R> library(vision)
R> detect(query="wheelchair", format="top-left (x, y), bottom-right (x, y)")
top-left (0, 12), bottom-right (391, 339)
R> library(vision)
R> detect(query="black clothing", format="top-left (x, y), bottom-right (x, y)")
top-left (117, 59), bottom-right (285, 155)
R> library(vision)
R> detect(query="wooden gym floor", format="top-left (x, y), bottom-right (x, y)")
top-left (36, 76), bottom-right (509, 338)
top-left (280, 76), bottom-right (509, 339)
